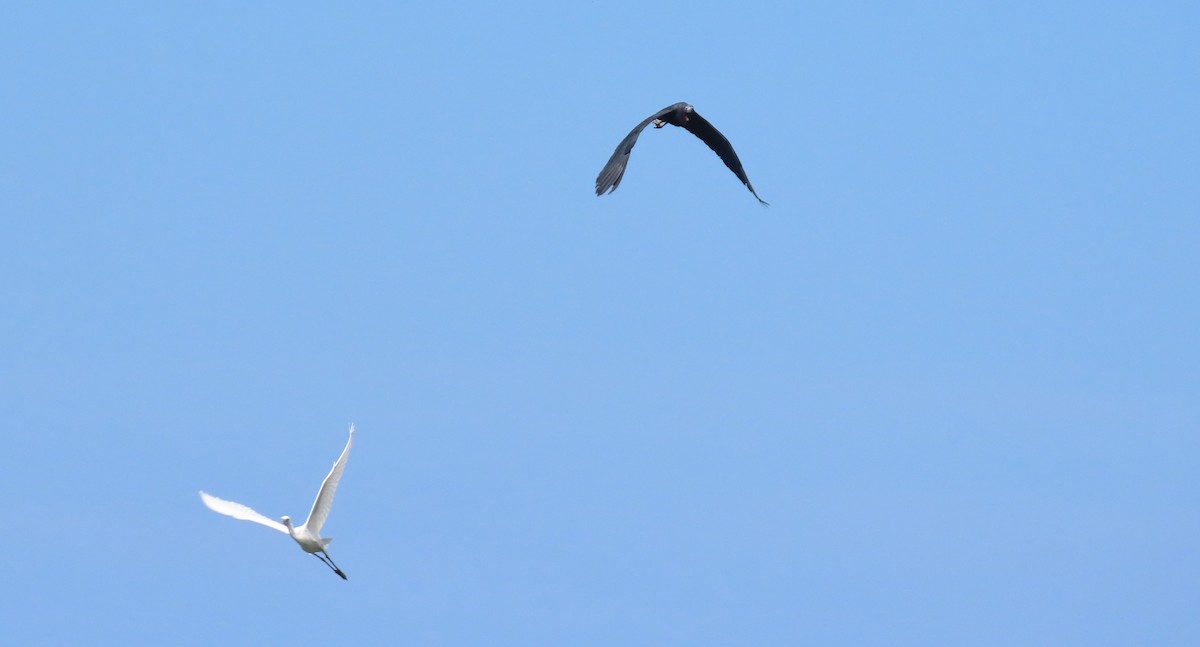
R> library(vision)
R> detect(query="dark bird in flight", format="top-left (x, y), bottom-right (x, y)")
top-left (595, 102), bottom-right (768, 205)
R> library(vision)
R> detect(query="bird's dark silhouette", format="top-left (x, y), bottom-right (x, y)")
top-left (595, 102), bottom-right (768, 205)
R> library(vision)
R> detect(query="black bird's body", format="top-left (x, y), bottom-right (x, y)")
top-left (595, 102), bottom-right (768, 205)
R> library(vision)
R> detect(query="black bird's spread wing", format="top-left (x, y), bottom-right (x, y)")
top-left (595, 102), bottom-right (767, 204)
top-left (682, 110), bottom-right (769, 205)
top-left (594, 104), bottom-right (681, 196)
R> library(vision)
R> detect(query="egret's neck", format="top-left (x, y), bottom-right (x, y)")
top-left (282, 518), bottom-right (296, 537)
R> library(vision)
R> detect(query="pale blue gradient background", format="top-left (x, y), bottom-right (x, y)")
top-left (3, 2), bottom-right (1197, 644)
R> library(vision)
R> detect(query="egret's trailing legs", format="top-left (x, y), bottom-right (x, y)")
top-left (313, 551), bottom-right (347, 580)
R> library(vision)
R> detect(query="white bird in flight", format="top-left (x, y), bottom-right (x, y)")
top-left (200, 424), bottom-right (354, 579)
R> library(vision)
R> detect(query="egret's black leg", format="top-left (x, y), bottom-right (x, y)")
top-left (311, 552), bottom-right (348, 580)
top-left (320, 550), bottom-right (348, 580)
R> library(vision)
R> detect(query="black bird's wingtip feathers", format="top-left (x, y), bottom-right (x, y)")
top-left (745, 180), bottom-right (770, 206)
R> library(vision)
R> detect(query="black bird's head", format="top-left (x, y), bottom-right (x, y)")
top-left (676, 103), bottom-right (693, 125)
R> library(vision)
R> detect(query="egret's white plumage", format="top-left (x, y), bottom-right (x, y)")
top-left (200, 424), bottom-right (354, 579)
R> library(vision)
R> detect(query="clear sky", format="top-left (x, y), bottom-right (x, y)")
top-left (3, 1), bottom-right (1197, 645)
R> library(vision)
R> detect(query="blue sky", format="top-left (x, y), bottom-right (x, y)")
top-left (3, 1), bottom-right (1197, 644)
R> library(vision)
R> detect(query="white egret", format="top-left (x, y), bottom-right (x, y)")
top-left (200, 424), bottom-right (354, 579)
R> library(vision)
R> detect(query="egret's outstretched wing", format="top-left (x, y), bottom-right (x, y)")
top-left (303, 424), bottom-right (354, 533)
top-left (199, 491), bottom-right (288, 534)
top-left (682, 110), bottom-right (769, 205)
top-left (595, 103), bottom-right (683, 196)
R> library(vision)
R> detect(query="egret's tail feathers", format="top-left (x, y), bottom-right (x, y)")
top-left (322, 537), bottom-right (333, 547)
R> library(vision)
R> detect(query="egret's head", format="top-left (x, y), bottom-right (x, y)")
top-left (280, 515), bottom-right (292, 526)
